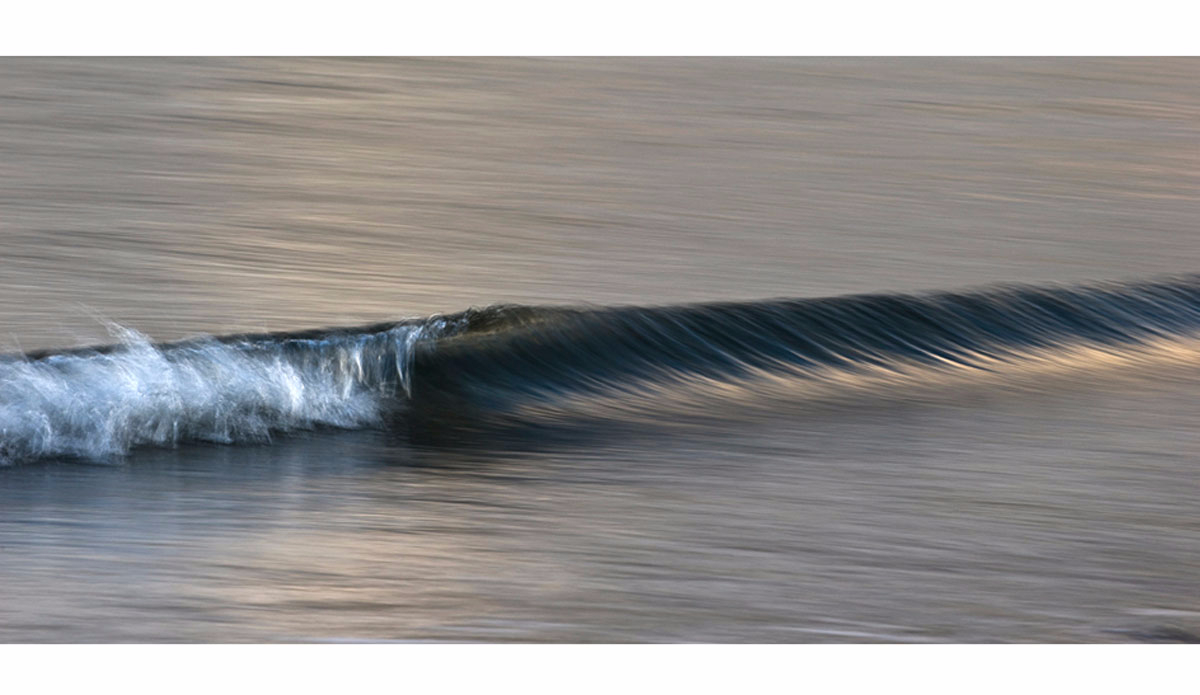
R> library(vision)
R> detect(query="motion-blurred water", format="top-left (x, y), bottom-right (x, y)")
top-left (2, 58), bottom-right (1200, 642)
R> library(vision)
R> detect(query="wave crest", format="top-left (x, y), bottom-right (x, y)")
top-left (0, 322), bottom-right (430, 463)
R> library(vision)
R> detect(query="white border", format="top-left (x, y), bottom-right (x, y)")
top-left (4, 644), bottom-right (1198, 695)
top-left (3, 1), bottom-right (1198, 55)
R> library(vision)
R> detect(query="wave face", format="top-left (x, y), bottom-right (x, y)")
top-left (4, 276), bottom-right (1200, 463)
top-left (409, 276), bottom-right (1200, 421)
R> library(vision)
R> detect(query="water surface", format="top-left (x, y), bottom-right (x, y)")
top-left (2, 58), bottom-right (1199, 642)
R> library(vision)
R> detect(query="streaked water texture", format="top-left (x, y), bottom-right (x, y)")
top-left (2, 59), bottom-right (1200, 642)
top-left (6, 276), bottom-right (1200, 464)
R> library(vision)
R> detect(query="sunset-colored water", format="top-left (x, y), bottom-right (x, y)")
top-left (2, 58), bottom-right (1199, 642)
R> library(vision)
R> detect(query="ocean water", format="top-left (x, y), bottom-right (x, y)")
top-left (2, 58), bottom-right (1200, 642)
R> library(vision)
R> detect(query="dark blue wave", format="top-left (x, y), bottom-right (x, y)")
top-left (410, 276), bottom-right (1200, 416)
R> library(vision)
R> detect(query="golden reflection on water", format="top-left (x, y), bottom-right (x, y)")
top-left (3, 59), bottom-right (1200, 350)
top-left (3, 59), bottom-right (1200, 643)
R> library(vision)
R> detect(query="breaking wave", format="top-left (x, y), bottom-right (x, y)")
top-left (4, 276), bottom-right (1200, 463)
top-left (0, 322), bottom-right (435, 463)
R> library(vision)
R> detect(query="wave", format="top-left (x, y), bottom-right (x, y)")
top-left (4, 276), bottom-right (1200, 463)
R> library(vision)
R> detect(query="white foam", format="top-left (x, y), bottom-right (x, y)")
top-left (0, 324), bottom-right (424, 464)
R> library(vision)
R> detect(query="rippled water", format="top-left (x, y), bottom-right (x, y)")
top-left (2, 58), bottom-right (1200, 642)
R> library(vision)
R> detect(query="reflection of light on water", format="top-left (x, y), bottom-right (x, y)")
top-left (3, 59), bottom-right (1200, 642)
top-left (511, 335), bottom-right (1200, 426)
top-left (5, 59), bottom-right (1200, 351)
top-left (170, 465), bottom-right (584, 642)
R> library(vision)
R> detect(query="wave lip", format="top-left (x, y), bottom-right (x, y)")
top-left (4, 276), bottom-right (1200, 463)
